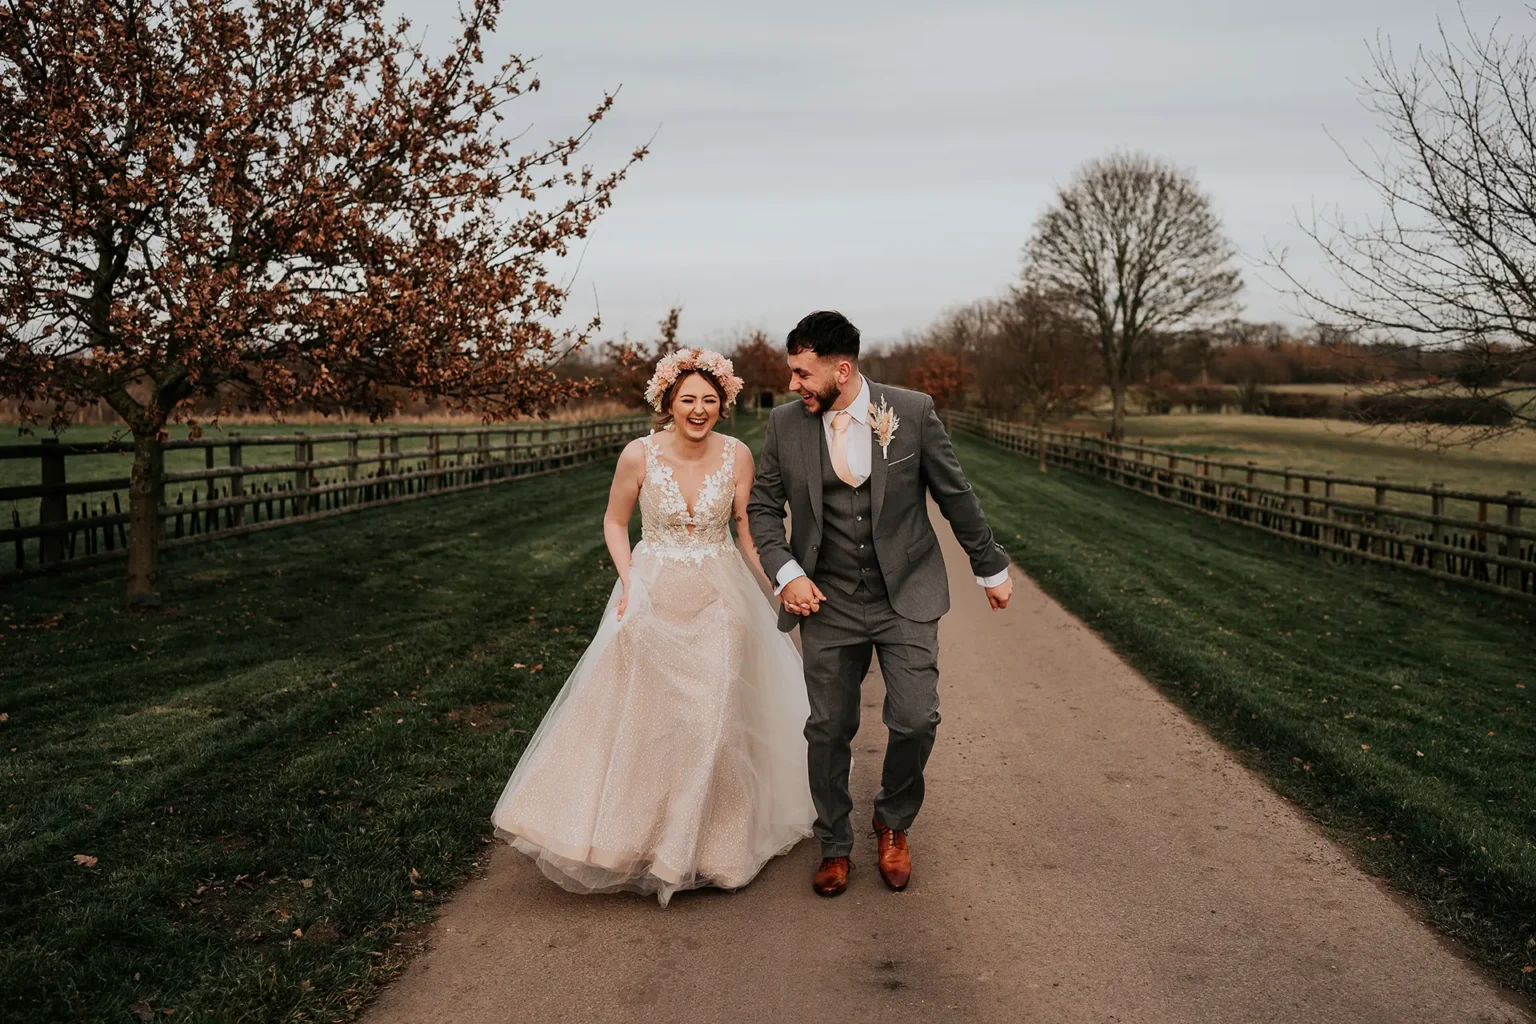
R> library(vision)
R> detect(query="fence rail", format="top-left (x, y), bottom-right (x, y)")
top-left (2, 416), bottom-right (650, 582)
top-left (944, 411), bottom-right (1536, 602)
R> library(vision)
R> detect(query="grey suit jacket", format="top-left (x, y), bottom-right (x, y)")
top-left (747, 381), bottom-right (1011, 633)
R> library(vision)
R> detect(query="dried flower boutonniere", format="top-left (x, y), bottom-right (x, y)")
top-left (869, 396), bottom-right (900, 459)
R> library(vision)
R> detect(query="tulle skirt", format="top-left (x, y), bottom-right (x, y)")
top-left (491, 540), bottom-right (815, 906)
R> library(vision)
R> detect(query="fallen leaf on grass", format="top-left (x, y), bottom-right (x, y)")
top-left (300, 878), bottom-right (313, 889)
top-left (130, 1001), bottom-right (153, 1021)
top-left (1360, 744), bottom-right (1370, 751)
top-left (512, 663), bottom-right (526, 669)
top-left (73, 854), bottom-right (98, 867)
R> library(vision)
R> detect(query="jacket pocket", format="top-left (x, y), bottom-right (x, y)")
top-left (907, 531), bottom-right (937, 563)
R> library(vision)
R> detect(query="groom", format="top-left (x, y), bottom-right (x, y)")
top-left (748, 310), bottom-right (1014, 898)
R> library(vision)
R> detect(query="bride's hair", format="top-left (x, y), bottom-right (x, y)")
top-left (653, 369), bottom-right (729, 431)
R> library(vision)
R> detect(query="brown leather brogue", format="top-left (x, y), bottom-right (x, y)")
top-left (872, 815), bottom-right (911, 891)
top-left (812, 856), bottom-right (851, 898)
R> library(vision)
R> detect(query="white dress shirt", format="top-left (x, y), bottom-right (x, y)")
top-left (774, 374), bottom-right (1010, 594)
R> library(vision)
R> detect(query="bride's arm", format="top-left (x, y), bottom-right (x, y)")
top-left (604, 439), bottom-right (646, 617)
top-left (731, 442), bottom-right (771, 588)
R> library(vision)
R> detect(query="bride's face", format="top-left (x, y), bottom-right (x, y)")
top-left (669, 372), bottom-right (723, 441)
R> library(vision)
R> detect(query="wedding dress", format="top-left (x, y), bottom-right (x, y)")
top-left (492, 432), bottom-right (815, 906)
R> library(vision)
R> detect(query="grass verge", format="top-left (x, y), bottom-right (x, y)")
top-left (954, 431), bottom-right (1536, 1000)
top-left (0, 457), bottom-right (625, 1023)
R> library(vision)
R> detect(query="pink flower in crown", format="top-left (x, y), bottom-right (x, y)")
top-left (644, 348), bottom-right (746, 411)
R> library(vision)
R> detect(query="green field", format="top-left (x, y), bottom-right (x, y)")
top-left (953, 431), bottom-right (1535, 998)
top-left (1077, 413), bottom-right (1536, 498)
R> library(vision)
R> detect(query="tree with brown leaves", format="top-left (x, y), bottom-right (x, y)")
top-left (1023, 152), bottom-right (1242, 439)
top-left (729, 329), bottom-right (785, 411)
top-left (0, 0), bottom-right (645, 606)
top-left (599, 307), bottom-right (682, 408)
top-left (908, 348), bottom-right (968, 408)
top-left (974, 289), bottom-right (1101, 424)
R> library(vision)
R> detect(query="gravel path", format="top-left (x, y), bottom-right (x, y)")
top-left (363, 505), bottom-right (1528, 1024)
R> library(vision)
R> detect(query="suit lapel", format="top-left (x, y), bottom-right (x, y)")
top-left (869, 381), bottom-right (887, 533)
top-left (805, 405), bottom-right (824, 528)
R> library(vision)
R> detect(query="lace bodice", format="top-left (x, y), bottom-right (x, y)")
top-left (637, 433), bottom-right (738, 562)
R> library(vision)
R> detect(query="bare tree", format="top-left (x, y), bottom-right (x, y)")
top-left (1279, 13), bottom-right (1536, 440)
top-left (965, 290), bottom-right (1100, 423)
top-left (1023, 152), bottom-right (1243, 439)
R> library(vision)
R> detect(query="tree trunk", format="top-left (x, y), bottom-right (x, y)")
top-left (1108, 381), bottom-right (1127, 441)
top-left (125, 425), bottom-right (165, 608)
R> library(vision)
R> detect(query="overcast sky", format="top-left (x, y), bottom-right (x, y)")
top-left (397, 0), bottom-right (1514, 348)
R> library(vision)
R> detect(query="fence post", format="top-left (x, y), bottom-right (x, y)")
top-left (1429, 483), bottom-right (1447, 573)
top-left (1283, 469), bottom-right (1294, 534)
top-left (389, 435), bottom-right (401, 496)
top-left (37, 438), bottom-right (68, 565)
top-left (1373, 478), bottom-right (1388, 556)
top-left (344, 432), bottom-right (359, 505)
top-left (229, 436), bottom-right (245, 528)
top-left (1504, 492), bottom-right (1523, 590)
top-left (204, 446), bottom-right (218, 532)
top-left (1036, 424), bottom-right (1046, 473)
top-left (426, 433), bottom-right (440, 492)
top-left (293, 434), bottom-right (313, 515)
top-left (1324, 471), bottom-right (1336, 561)
top-left (1245, 462), bottom-right (1257, 522)
top-left (1301, 477), bottom-right (1313, 544)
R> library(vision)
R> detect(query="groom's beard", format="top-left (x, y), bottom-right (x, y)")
top-left (801, 381), bottom-right (842, 416)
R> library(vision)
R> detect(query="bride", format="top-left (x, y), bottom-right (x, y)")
top-left (492, 349), bottom-right (815, 906)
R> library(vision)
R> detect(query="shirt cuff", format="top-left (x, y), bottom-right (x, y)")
top-left (977, 567), bottom-right (1010, 588)
top-left (774, 560), bottom-right (807, 595)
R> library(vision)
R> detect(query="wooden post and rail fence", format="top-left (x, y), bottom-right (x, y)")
top-left (943, 410), bottom-right (1536, 602)
top-left (1, 416), bottom-right (650, 582)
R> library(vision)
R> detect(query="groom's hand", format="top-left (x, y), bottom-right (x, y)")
top-left (780, 576), bottom-right (826, 616)
top-left (985, 577), bottom-right (1013, 611)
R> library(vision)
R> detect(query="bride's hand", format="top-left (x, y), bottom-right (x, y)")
top-left (616, 582), bottom-right (630, 620)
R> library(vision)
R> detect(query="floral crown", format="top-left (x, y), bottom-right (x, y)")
top-left (644, 348), bottom-right (746, 411)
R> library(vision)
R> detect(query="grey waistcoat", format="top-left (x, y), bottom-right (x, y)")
top-left (812, 425), bottom-right (887, 598)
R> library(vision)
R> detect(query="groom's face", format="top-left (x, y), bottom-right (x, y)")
top-left (787, 351), bottom-right (852, 416)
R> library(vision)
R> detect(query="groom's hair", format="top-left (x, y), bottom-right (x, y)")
top-left (786, 310), bottom-right (860, 361)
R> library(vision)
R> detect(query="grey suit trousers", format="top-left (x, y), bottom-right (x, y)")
top-left (798, 579), bottom-right (940, 858)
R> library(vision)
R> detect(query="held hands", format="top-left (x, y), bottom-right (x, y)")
top-left (985, 576), bottom-right (1013, 611)
top-left (780, 576), bottom-right (827, 616)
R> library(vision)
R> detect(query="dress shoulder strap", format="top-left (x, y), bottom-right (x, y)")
top-left (719, 435), bottom-right (738, 478)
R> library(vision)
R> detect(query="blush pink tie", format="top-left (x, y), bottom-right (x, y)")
top-left (829, 411), bottom-right (857, 487)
